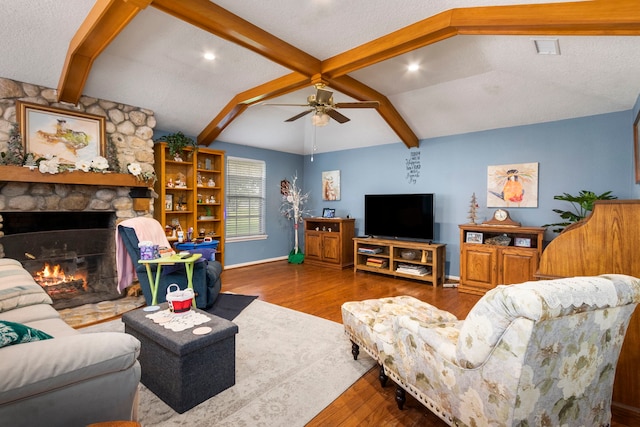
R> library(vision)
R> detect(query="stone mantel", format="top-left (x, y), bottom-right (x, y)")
top-left (0, 165), bottom-right (149, 188)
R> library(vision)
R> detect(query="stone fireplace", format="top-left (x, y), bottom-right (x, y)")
top-left (0, 182), bottom-right (150, 309)
top-left (0, 77), bottom-right (158, 310)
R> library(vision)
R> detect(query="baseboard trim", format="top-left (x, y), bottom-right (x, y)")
top-left (224, 256), bottom-right (288, 270)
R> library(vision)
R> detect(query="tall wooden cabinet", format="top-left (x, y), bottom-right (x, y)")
top-left (153, 143), bottom-right (225, 266)
top-left (459, 224), bottom-right (545, 295)
top-left (303, 218), bottom-right (355, 269)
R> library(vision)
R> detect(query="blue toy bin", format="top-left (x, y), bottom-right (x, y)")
top-left (174, 240), bottom-right (219, 261)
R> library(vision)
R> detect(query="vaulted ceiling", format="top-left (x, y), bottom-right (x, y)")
top-left (3, 0), bottom-right (640, 154)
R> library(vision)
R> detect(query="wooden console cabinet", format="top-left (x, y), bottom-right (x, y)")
top-left (353, 237), bottom-right (446, 286)
top-left (304, 218), bottom-right (355, 269)
top-left (459, 224), bottom-right (545, 295)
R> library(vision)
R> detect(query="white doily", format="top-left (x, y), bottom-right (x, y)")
top-left (146, 309), bottom-right (211, 332)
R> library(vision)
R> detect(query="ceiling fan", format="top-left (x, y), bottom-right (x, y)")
top-left (267, 84), bottom-right (379, 125)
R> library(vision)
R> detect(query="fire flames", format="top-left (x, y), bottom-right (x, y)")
top-left (34, 263), bottom-right (87, 291)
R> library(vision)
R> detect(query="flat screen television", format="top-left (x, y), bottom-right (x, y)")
top-left (364, 193), bottom-right (435, 241)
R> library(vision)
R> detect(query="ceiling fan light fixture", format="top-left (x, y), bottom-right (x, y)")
top-left (312, 112), bottom-right (330, 127)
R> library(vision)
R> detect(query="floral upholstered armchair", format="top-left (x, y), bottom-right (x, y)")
top-left (342, 275), bottom-right (640, 426)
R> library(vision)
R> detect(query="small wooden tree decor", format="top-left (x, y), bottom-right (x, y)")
top-left (468, 193), bottom-right (479, 224)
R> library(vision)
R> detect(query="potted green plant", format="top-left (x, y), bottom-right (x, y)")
top-left (543, 190), bottom-right (617, 233)
top-left (155, 131), bottom-right (198, 159)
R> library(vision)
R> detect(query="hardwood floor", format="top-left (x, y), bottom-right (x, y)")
top-left (220, 260), bottom-right (629, 427)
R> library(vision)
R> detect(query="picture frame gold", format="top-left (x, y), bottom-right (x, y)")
top-left (17, 101), bottom-right (106, 165)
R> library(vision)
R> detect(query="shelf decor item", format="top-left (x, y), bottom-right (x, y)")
top-left (514, 237), bottom-right (532, 247)
top-left (467, 192), bottom-right (479, 224)
top-left (155, 131), bottom-right (198, 159)
top-left (466, 232), bottom-right (483, 244)
top-left (400, 249), bottom-right (418, 260)
top-left (485, 234), bottom-right (511, 246)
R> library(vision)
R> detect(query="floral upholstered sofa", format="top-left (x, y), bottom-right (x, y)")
top-left (342, 274), bottom-right (640, 426)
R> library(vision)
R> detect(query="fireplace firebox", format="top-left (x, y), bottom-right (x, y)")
top-left (0, 211), bottom-right (121, 310)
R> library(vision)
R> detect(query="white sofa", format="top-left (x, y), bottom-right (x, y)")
top-left (0, 258), bottom-right (141, 427)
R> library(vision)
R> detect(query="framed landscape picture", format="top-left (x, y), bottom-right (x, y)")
top-left (17, 101), bottom-right (106, 165)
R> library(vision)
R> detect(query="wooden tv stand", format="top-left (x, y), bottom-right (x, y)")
top-left (353, 237), bottom-right (446, 286)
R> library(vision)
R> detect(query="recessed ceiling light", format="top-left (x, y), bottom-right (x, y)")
top-left (532, 38), bottom-right (560, 55)
top-left (407, 63), bottom-right (420, 72)
top-left (203, 52), bottom-right (216, 61)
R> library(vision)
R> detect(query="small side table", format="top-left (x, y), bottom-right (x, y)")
top-left (138, 253), bottom-right (202, 306)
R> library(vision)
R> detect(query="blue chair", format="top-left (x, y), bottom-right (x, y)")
top-left (118, 224), bottom-right (222, 308)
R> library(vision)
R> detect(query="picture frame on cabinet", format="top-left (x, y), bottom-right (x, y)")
top-left (466, 232), bottom-right (483, 244)
top-left (514, 237), bottom-right (532, 248)
top-left (322, 208), bottom-right (335, 218)
top-left (165, 194), bottom-right (173, 211)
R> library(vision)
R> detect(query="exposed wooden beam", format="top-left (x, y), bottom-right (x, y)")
top-left (322, 0), bottom-right (640, 79)
top-left (150, 0), bottom-right (320, 77)
top-left (327, 76), bottom-right (419, 149)
top-left (154, 0), bottom-right (418, 148)
top-left (198, 73), bottom-right (311, 145)
top-left (57, 0), bottom-right (151, 104)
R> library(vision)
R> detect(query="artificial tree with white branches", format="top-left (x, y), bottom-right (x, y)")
top-left (280, 174), bottom-right (310, 262)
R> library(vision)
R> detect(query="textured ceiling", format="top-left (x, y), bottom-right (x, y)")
top-left (2, 0), bottom-right (639, 155)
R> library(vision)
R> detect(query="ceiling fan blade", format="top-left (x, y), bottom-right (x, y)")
top-left (316, 88), bottom-right (333, 105)
top-left (326, 109), bottom-right (350, 124)
top-left (285, 109), bottom-right (313, 122)
top-left (334, 101), bottom-right (380, 109)
top-left (264, 103), bottom-right (312, 107)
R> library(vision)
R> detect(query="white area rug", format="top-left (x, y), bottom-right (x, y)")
top-left (82, 300), bottom-right (375, 426)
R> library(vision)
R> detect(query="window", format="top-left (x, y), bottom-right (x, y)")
top-left (226, 157), bottom-right (266, 241)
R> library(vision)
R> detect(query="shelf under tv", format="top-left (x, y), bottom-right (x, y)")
top-left (353, 237), bottom-right (446, 286)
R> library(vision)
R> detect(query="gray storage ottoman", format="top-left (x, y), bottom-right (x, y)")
top-left (122, 305), bottom-right (238, 413)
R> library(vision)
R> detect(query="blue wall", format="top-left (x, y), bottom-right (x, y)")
top-left (158, 106), bottom-right (639, 275)
top-left (209, 142), bottom-right (305, 266)
top-left (303, 110), bottom-right (636, 276)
